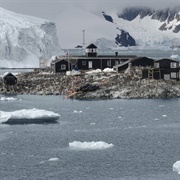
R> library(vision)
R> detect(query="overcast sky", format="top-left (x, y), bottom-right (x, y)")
top-left (1, 0), bottom-right (180, 22)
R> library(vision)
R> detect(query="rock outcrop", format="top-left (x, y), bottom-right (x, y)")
top-left (1, 68), bottom-right (180, 99)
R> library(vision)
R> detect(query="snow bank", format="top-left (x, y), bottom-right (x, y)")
top-left (0, 108), bottom-right (60, 124)
top-left (103, 68), bottom-right (116, 73)
top-left (173, 161), bottom-right (180, 174)
top-left (66, 70), bottom-right (81, 76)
top-left (85, 69), bottom-right (102, 74)
top-left (69, 141), bottom-right (114, 150)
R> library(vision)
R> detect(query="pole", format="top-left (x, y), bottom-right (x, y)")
top-left (82, 30), bottom-right (85, 55)
top-left (68, 49), bottom-right (70, 71)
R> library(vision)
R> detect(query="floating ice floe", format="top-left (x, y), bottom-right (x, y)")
top-left (162, 114), bottom-right (167, 117)
top-left (0, 97), bottom-right (19, 101)
top-left (69, 141), bottom-right (114, 150)
top-left (73, 110), bottom-right (82, 113)
top-left (158, 105), bottom-right (165, 107)
top-left (48, 158), bottom-right (59, 162)
top-left (173, 161), bottom-right (180, 174)
top-left (0, 108), bottom-right (60, 124)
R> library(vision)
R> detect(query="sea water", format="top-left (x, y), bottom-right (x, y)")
top-left (0, 94), bottom-right (180, 179)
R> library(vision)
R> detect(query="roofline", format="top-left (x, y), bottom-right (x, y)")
top-left (155, 58), bottom-right (179, 62)
top-left (51, 55), bottom-right (137, 64)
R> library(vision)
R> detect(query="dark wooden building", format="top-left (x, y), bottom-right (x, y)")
top-left (113, 56), bottom-right (155, 72)
top-left (154, 58), bottom-right (179, 80)
top-left (51, 59), bottom-right (72, 73)
top-left (51, 43), bottom-right (136, 73)
top-left (3, 73), bottom-right (17, 85)
top-left (142, 58), bottom-right (180, 80)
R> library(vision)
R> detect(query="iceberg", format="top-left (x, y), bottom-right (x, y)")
top-left (69, 141), bottom-right (114, 150)
top-left (0, 97), bottom-right (18, 101)
top-left (173, 161), bottom-right (180, 174)
top-left (0, 108), bottom-right (60, 124)
top-left (0, 7), bottom-right (61, 68)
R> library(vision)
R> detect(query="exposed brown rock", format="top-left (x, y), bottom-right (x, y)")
top-left (1, 68), bottom-right (180, 99)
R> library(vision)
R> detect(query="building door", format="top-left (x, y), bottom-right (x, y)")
top-left (88, 61), bottom-right (92, 69)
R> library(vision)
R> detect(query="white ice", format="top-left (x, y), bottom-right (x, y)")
top-left (0, 97), bottom-right (18, 101)
top-left (170, 54), bottom-right (180, 60)
top-left (0, 108), bottom-right (60, 124)
top-left (173, 161), bottom-right (180, 174)
top-left (85, 69), bottom-right (102, 74)
top-left (73, 110), bottom-right (82, 113)
top-left (69, 141), bottom-right (114, 150)
top-left (103, 68), bottom-right (116, 73)
top-left (48, 158), bottom-right (59, 162)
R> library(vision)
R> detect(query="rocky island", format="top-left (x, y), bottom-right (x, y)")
top-left (1, 67), bottom-right (180, 99)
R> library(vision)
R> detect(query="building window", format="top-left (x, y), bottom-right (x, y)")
top-left (164, 74), bottom-right (170, 80)
top-left (120, 60), bottom-right (123, 64)
top-left (61, 64), bottom-right (66, 70)
top-left (82, 61), bottom-right (86, 65)
top-left (154, 63), bottom-right (159, 68)
top-left (107, 61), bottom-right (111, 67)
top-left (115, 60), bottom-right (119, 65)
top-left (171, 62), bottom-right (177, 68)
top-left (171, 72), bottom-right (177, 79)
top-left (87, 48), bottom-right (97, 53)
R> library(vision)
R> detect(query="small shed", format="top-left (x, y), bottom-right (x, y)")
top-left (3, 72), bottom-right (17, 85)
top-left (52, 59), bottom-right (72, 73)
top-left (51, 57), bottom-right (79, 73)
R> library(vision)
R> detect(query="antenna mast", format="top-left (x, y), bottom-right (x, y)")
top-left (82, 30), bottom-right (85, 55)
top-left (82, 29), bottom-right (85, 48)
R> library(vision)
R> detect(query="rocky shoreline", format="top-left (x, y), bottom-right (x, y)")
top-left (1, 68), bottom-right (180, 99)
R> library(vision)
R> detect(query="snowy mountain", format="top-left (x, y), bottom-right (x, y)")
top-left (0, 7), bottom-right (61, 68)
top-left (1, 6), bottom-right (180, 68)
top-left (57, 5), bottom-right (180, 49)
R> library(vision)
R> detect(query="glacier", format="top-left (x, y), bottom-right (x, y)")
top-left (0, 7), bottom-right (61, 68)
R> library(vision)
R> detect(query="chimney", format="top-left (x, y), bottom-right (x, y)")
top-left (115, 52), bottom-right (118, 56)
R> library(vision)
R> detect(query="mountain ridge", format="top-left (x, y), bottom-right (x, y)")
top-left (117, 7), bottom-right (180, 33)
top-left (56, 5), bottom-right (180, 49)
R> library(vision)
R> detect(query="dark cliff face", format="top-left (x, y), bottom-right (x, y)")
top-left (102, 11), bottom-right (113, 23)
top-left (101, 11), bottom-right (136, 47)
top-left (115, 28), bottom-right (136, 47)
top-left (118, 7), bottom-right (180, 33)
top-left (118, 7), bottom-right (180, 22)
